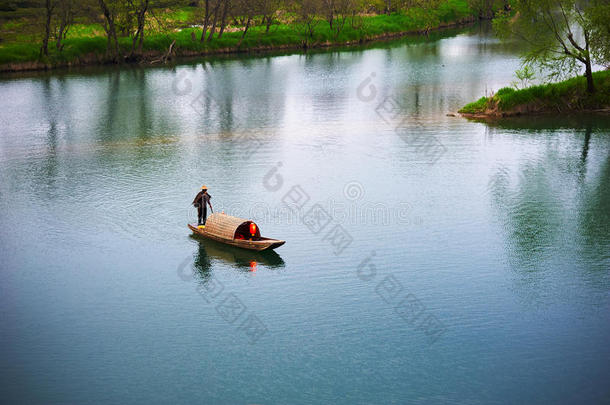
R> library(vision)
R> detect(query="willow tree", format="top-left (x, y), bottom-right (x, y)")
top-left (587, 0), bottom-right (610, 70)
top-left (494, 0), bottom-right (610, 93)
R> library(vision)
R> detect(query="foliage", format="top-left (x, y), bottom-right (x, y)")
top-left (586, 0), bottom-right (610, 69)
top-left (510, 64), bottom-right (534, 89)
top-left (459, 96), bottom-right (488, 113)
top-left (0, 0), bottom-right (480, 66)
top-left (458, 70), bottom-right (610, 114)
top-left (467, 0), bottom-right (510, 19)
top-left (493, 0), bottom-right (610, 93)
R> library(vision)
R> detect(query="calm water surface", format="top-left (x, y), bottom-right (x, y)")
top-left (1, 25), bottom-right (609, 404)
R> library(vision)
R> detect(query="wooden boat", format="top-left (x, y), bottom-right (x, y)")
top-left (188, 213), bottom-right (285, 251)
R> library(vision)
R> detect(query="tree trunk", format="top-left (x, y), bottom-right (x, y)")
top-left (131, 0), bottom-right (148, 56)
top-left (56, 22), bottom-right (65, 50)
top-left (139, 1), bottom-right (149, 53)
top-left (138, 24), bottom-right (144, 53)
top-left (98, 0), bottom-right (121, 62)
top-left (265, 15), bottom-right (272, 33)
top-left (217, 0), bottom-right (230, 39)
top-left (207, 1), bottom-right (221, 42)
top-left (131, 31), bottom-right (139, 55)
top-left (42, 0), bottom-right (53, 56)
top-left (200, 0), bottom-right (210, 42)
top-left (241, 16), bottom-right (251, 39)
top-left (584, 59), bottom-right (595, 94)
top-left (55, 2), bottom-right (73, 53)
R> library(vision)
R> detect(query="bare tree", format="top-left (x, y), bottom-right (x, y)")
top-left (257, 0), bottom-right (282, 33)
top-left (321, 0), bottom-right (335, 29)
top-left (54, 0), bottom-right (76, 52)
top-left (207, 0), bottom-right (222, 42)
top-left (235, 0), bottom-right (255, 39)
top-left (41, 0), bottom-right (56, 56)
top-left (126, 0), bottom-right (150, 56)
top-left (332, 0), bottom-right (355, 37)
top-left (294, 0), bottom-right (321, 43)
top-left (217, 0), bottom-right (231, 38)
top-left (98, 0), bottom-right (121, 61)
top-left (199, 0), bottom-right (212, 42)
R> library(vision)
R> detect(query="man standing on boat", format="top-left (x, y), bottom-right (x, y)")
top-left (193, 185), bottom-right (213, 226)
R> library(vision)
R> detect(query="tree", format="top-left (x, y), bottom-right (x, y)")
top-left (206, 0), bottom-right (223, 42)
top-left (586, 0), bottom-right (610, 69)
top-left (320, 0), bottom-right (355, 37)
top-left (494, 0), bottom-right (610, 93)
top-left (98, 0), bottom-right (122, 61)
top-left (256, 0), bottom-right (282, 33)
top-left (126, 0), bottom-right (150, 56)
top-left (199, 0), bottom-right (213, 42)
top-left (41, 0), bottom-right (56, 56)
top-left (294, 0), bottom-right (321, 43)
top-left (55, 0), bottom-right (76, 52)
top-left (467, 0), bottom-right (508, 19)
top-left (321, 0), bottom-right (335, 29)
top-left (511, 65), bottom-right (535, 89)
top-left (216, 0), bottom-right (230, 38)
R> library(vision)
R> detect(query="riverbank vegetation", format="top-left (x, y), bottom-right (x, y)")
top-left (0, 0), bottom-right (511, 71)
top-left (460, 0), bottom-right (610, 117)
top-left (459, 70), bottom-right (610, 116)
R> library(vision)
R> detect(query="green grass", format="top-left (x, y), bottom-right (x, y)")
top-left (459, 70), bottom-right (610, 115)
top-left (0, 42), bottom-right (38, 63)
top-left (459, 96), bottom-right (489, 114)
top-left (66, 23), bottom-right (106, 39)
top-left (164, 6), bottom-right (197, 23)
top-left (0, 0), bottom-right (476, 68)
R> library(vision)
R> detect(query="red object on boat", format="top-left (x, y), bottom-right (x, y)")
top-left (250, 223), bottom-right (257, 236)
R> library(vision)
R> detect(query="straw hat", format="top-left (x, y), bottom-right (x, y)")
top-left (201, 185), bottom-right (208, 190)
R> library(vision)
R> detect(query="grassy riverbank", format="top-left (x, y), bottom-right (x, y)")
top-left (459, 70), bottom-right (610, 117)
top-left (0, 1), bottom-right (478, 72)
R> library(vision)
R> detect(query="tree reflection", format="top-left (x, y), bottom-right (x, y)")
top-left (578, 154), bottom-right (610, 274)
top-left (41, 77), bottom-right (59, 190)
top-left (487, 121), bottom-right (610, 288)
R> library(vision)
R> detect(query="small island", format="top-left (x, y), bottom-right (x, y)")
top-left (458, 0), bottom-right (609, 118)
top-left (459, 70), bottom-right (610, 118)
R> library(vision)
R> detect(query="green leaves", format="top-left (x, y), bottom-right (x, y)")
top-left (586, 0), bottom-right (610, 68)
top-left (492, 0), bottom-right (606, 92)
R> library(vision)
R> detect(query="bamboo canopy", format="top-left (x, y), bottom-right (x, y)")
top-left (204, 213), bottom-right (261, 240)
top-left (189, 213), bottom-right (284, 251)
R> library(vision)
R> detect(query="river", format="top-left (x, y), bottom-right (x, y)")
top-left (1, 24), bottom-right (609, 404)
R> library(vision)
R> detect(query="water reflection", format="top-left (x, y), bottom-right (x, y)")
top-left (578, 155), bottom-right (610, 270)
top-left (486, 119), bottom-right (610, 287)
top-left (471, 114), bottom-right (610, 131)
top-left (190, 236), bottom-right (285, 281)
top-left (41, 77), bottom-right (59, 191)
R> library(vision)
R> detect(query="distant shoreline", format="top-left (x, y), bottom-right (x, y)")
top-left (0, 11), bottom-right (478, 74)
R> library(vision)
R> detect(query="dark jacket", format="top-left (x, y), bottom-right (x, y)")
top-left (193, 191), bottom-right (212, 209)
